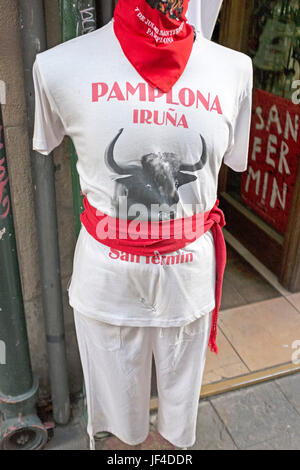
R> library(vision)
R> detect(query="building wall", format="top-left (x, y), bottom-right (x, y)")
top-left (0, 0), bottom-right (82, 399)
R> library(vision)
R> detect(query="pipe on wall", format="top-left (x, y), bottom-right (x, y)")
top-left (99, 0), bottom-right (113, 25)
top-left (18, 0), bottom-right (70, 425)
top-left (0, 105), bottom-right (48, 450)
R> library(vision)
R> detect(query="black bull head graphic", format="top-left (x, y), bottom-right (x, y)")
top-left (105, 129), bottom-right (208, 220)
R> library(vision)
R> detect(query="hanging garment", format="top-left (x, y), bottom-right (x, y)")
top-left (73, 308), bottom-right (212, 450)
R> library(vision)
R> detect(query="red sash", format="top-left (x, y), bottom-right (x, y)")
top-left (80, 196), bottom-right (227, 354)
top-left (113, 0), bottom-right (194, 93)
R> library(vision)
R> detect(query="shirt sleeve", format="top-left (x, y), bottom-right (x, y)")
top-left (223, 62), bottom-right (253, 173)
top-left (32, 58), bottom-right (65, 156)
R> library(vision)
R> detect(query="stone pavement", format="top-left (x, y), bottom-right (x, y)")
top-left (44, 372), bottom-right (300, 450)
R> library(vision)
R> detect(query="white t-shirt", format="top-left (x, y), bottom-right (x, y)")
top-left (32, 20), bottom-right (253, 327)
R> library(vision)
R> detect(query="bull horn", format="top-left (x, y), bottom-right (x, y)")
top-left (179, 135), bottom-right (208, 172)
top-left (105, 128), bottom-right (129, 175)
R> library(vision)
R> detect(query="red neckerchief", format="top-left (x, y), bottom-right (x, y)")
top-left (113, 0), bottom-right (195, 93)
top-left (80, 196), bottom-right (227, 354)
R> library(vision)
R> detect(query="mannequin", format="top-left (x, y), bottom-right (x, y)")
top-left (187, 0), bottom-right (223, 39)
top-left (33, 0), bottom-right (253, 450)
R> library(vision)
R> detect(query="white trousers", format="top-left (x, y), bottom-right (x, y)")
top-left (74, 309), bottom-right (212, 450)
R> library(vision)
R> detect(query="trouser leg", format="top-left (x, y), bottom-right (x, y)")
top-left (153, 312), bottom-right (212, 448)
top-left (73, 310), bottom-right (153, 447)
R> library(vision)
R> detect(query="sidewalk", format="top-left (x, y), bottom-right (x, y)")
top-left (45, 371), bottom-right (300, 450)
top-left (202, 241), bottom-right (300, 387)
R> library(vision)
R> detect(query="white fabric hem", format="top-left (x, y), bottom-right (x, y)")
top-left (88, 425), bottom-right (195, 450)
top-left (157, 427), bottom-right (196, 449)
top-left (69, 297), bottom-right (216, 327)
top-left (89, 427), bottom-right (150, 448)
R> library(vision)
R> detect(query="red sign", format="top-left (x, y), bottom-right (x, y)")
top-left (241, 89), bottom-right (300, 233)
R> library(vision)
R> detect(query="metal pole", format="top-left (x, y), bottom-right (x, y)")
top-left (60, 0), bottom-right (97, 238)
top-left (18, 0), bottom-right (70, 425)
top-left (99, 0), bottom-right (113, 26)
top-left (0, 107), bottom-right (48, 450)
top-left (59, 0), bottom-right (97, 426)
